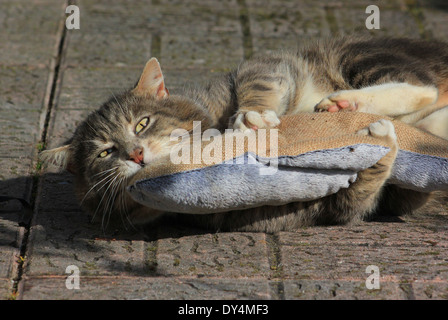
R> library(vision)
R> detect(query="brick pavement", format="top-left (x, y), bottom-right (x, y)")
top-left (1, 0), bottom-right (448, 300)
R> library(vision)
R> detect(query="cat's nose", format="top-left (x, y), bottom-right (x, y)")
top-left (129, 147), bottom-right (144, 164)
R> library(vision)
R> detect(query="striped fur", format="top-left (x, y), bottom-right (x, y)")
top-left (41, 37), bottom-right (448, 232)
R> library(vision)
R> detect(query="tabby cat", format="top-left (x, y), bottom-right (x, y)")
top-left (40, 36), bottom-right (448, 232)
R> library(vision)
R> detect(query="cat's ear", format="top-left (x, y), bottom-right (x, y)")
top-left (39, 145), bottom-right (77, 174)
top-left (133, 57), bottom-right (169, 99)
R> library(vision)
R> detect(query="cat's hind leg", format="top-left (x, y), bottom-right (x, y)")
top-left (314, 83), bottom-right (438, 117)
top-left (414, 105), bottom-right (448, 140)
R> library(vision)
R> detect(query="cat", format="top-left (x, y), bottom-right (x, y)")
top-left (40, 36), bottom-right (448, 232)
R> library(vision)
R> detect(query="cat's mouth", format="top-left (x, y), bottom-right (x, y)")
top-left (138, 161), bottom-right (146, 168)
top-left (134, 160), bottom-right (146, 170)
top-left (125, 160), bottom-right (146, 176)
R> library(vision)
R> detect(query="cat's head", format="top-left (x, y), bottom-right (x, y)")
top-left (40, 58), bottom-right (212, 227)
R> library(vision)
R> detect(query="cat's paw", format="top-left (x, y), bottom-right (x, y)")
top-left (357, 119), bottom-right (397, 142)
top-left (314, 92), bottom-right (359, 113)
top-left (232, 110), bottom-right (280, 131)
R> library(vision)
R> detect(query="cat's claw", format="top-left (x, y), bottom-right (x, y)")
top-left (357, 119), bottom-right (397, 141)
top-left (233, 110), bottom-right (280, 131)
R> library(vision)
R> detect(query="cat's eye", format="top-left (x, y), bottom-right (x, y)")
top-left (99, 148), bottom-right (114, 158)
top-left (135, 117), bottom-right (150, 134)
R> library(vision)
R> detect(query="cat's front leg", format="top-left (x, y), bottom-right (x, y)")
top-left (356, 118), bottom-right (397, 141)
top-left (314, 83), bottom-right (438, 117)
top-left (323, 119), bottom-right (399, 224)
top-left (231, 109), bottom-right (281, 131)
top-left (231, 60), bottom-right (290, 131)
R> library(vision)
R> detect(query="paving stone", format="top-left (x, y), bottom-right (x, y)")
top-left (369, 9), bottom-right (422, 37)
top-left (0, 212), bottom-right (23, 300)
top-left (412, 281), bottom-right (448, 299)
top-left (0, 1), bottom-right (62, 36)
top-left (247, 0), bottom-right (331, 52)
top-left (73, 0), bottom-right (245, 76)
top-left (120, 0), bottom-right (241, 36)
top-left (421, 7), bottom-right (448, 39)
top-left (56, 67), bottom-right (223, 112)
top-left (159, 34), bottom-right (244, 69)
top-left (0, 1), bottom-right (62, 299)
top-left (25, 205), bottom-right (148, 277)
top-left (37, 173), bottom-right (81, 213)
top-left (278, 221), bottom-right (448, 282)
top-left (54, 66), bottom-right (142, 115)
top-left (76, 0), bottom-right (240, 36)
top-left (0, 179), bottom-right (32, 218)
top-left (19, 276), bottom-right (272, 300)
top-left (0, 279), bottom-right (14, 300)
top-left (0, 213), bottom-right (21, 279)
top-left (329, 7), bottom-right (420, 37)
top-left (0, 66), bottom-right (51, 110)
top-left (58, 66), bottom-right (141, 90)
top-left (0, 35), bottom-right (58, 67)
top-left (278, 222), bottom-right (448, 249)
top-left (74, 1), bottom-right (158, 35)
top-left (0, 165), bottom-right (33, 298)
top-left (283, 279), bottom-right (407, 300)
top-left (417, 0), bottom-right (448, 8)
top-left (156, 232), bottom-right (271, 278)
top-left (247, 0), bottom-right (422, 43)
top-left (65, 32), bottom-right (152, 68)
top-left (45, 109), bottom-right (93, 149)
top-left (0, 159), bottom-right (34, 185)
top-left (0, 108), bottom-right (42, 159)
top-left (57, 87), bottom-right (126, 110)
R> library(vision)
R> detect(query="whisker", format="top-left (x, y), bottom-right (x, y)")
top-left (80, 168), bottom-right (119, 205)
top-left (92, 166), bottom-right (120, 178)
top-left (118, 176), bottom-right (129, 228)
top-left (113, 176), bottom-right (128, 228)
top-left (105, 174), bottom-right (125, 230)
top-left (100, 173), bottom-right (121, 231)
top-left (120, 177), bottom-right (136, 230)
top-left (91, 172), bottom-right (119, 224)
